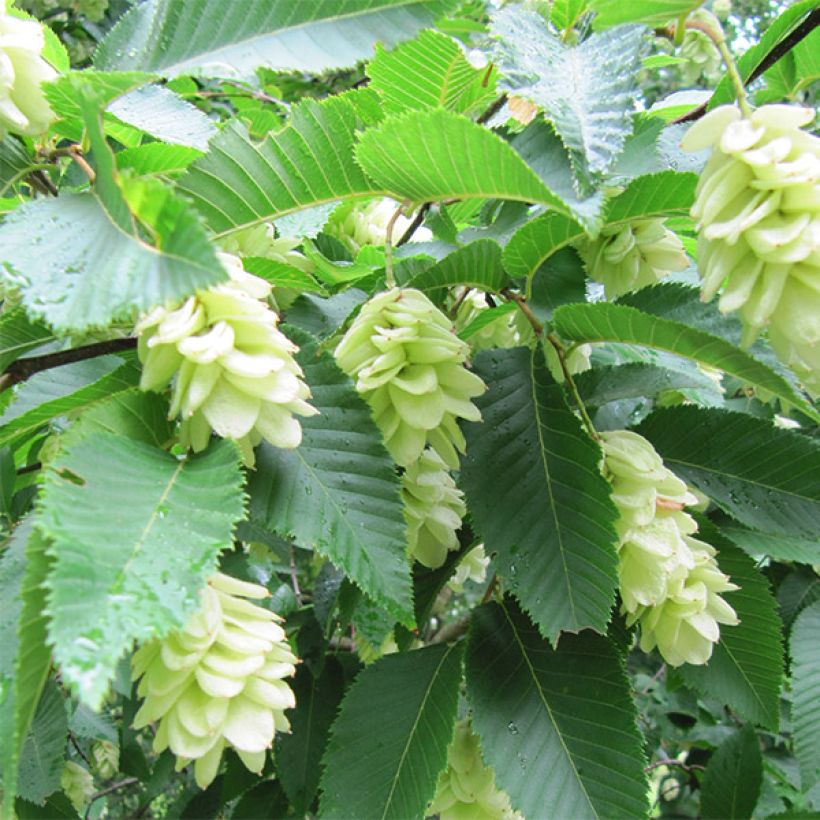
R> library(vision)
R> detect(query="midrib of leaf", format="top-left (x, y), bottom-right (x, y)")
top-left (720, 640), bottom-right (768, 718)
top-left (529, 351), bottom-right (578, 626)
top-left (381, 642), bottom-right (457, 819)
top-left (501, 600), bottom-right (595, 815)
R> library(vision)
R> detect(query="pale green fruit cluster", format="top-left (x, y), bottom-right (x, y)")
top-left (543, 340), bottom-right (592, 384)
top-left (578, 219), bottom-right (689, 299)
top-left (326, 198), bottom-right (417, 254)
top-left (218, 223), bottom-right (315, 274)
top-left (449, 544), bottom-right (490, 592)
top-left (0, 8), bottom-right (56, 138)
top-left (91, 740), bottom-right (119, 779)
top-left (682, 104), bottom-right (820, 394)
top-left (60, 761), bottom-right (94, 812)
top-left (427, 720), bottom-right (521, 820)
top-left (137, 252), bottom-right (317, 466)
top-left (402, 447), bottom-right (467, 568)
top-left (335, 288), bottom-right (486, 468)
top-left (601, 430), bottom-right (739, 666)
top-left (453, 291), bottom-right (522, 351)
top-left (132, 573), bottom-right (298, 789)
top-left (679, 28), bottom-right (722, 85)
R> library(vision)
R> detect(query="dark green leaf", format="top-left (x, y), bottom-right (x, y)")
top-left (320, 643), bottom-right (463, 819)
top-left (777, 567), bottom-right (820, 632)
top-left (792, 600), bottom-right (820, 791)
top-left (700, 725), bottom-right (763, 820)
top-left (466, 600), bottom-right (648, 819)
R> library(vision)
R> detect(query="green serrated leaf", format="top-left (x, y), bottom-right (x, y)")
top-left (679, 533), bottom-right (784, 731)
top-left (39, 435), bottom-right (246, 708)
top-left (777, 567), bottom-right (820, 632)
top-left (243, 258), bottom-right (326, 294)
top-left (590, 0), bottom-right (700, 28)
top-left (552, 302), bottom-right (817, 420)
top-left (0, 308), bottom-right (56, 374)
top-left (320, 642), bottom-right (463, 819)
top-left (466, 600), bottom-right (648, 819)
top-left (246, 330), bottom-right (413, 626)
top-left (638, 407), bottom-right (820, 542)
top-left (700, 724), bottom-right (763, 819)
top-left (792, 601), bottom-right (820, 791)
top-left (492, 8), bottom-right (647, 187)
top-left (409, 239), bottom-right (508, 293)
top-left (551, 0), bottom-right (591, 32)
top-left (95, 0), bottom-right (455, 78)
top-left (276, 659), bottom-right (346, 815)
top-left (116, 143), bottom-right (203, 178)
top-left (368, 29), bottom-right (495, 116)
top-left (0, 137), bottom-right (38, 197)
top-left (356, 108), bottom-right (570, 213)
top-left (461, 346), bottom-right (619, 642)
top-left (178, 91), bottom-right (384, 237)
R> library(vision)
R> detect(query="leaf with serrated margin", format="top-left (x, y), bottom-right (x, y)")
top-left (243, 258), bottom-right (326, 294)
top-left (777, 567), bottom-right (820, 633)
top-left (552, 302), bottom-right (818, 420)
top-left (461, 346), bottom-right (619, 642)
top-left (792, 601), bottom-right (820, 791)
top-left (551, 0), bottom-right (591, 32)
top-left (0, 137), bottom-right (38, 196)
top-left (39, 435), bottom-right (246, 709)
top-left (320, 643), bottom-right (463, 819)
top-left (0, 521), bottom-right (52, 817)
top-left (492, 8), bottom-right (647, 187)
top-left (503, 170), bottom-right (697, 279)
top-left (356, 108), bottom-right (570, 214)
top-left (116, 143), bottom-right (202, 178)
top-left (466, 600), bottom-right (648, 819)
top-left (0, 308), bottom-right (56, 374)
top-left (277, 659), bottom-right (346, 815)
top-left (638, 407), bottom-right (820, 541)
top-left (590, 0), bottom-right (700, 28)
top-left (368, 29), bottom-right (495, 116)
top-left (0, 359), bottom-right (139, 450)
top-left (95, 0), bottom-right (455, 78)
top-left (409, 239), bottom-right (508, 293)
top-left (246, 329), bottom-right (413, 626)
top-left (679, 532), bottom-right (784, 731)
top-left (178, 90), bottom-right (384, 237)
top-left (700, 724), bottom-right (762, 819)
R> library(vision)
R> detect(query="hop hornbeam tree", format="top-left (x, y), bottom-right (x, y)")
top-left (0, 0), bottom-right (818, 817)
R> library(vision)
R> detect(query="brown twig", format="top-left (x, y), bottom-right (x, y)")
top-left (50, 145), bottom-right (96, 182)
top-left (85, 778), bottom-right (140, 818)
top-left (476, 93), bottom-right (509, 126)
top-left (430, 614), bottom-right (471, 644)
top-left (644, 758), bottom-right (705, 774)
top-left (0, 337), bottom-right (137, 393)
top-left (288, 546), bottom-right (303, 607)
top-left (396, 202), bottom-right (431, 247)
top-left (501, 288), bottom-right (543, 335)
top-left (481, 573), bottom-right (498, 605)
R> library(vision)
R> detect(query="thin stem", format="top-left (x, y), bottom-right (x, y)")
top-left (644, 758), bottom-right (705, 774)
top-left (0, 337), bottom-right (137, 393)
top-left (430, 614), bottom-right (470, 644)
top-left (501, 288), bottom-right (543, 335)
top-left (449, 287), bottom-right (473, 320)
top-left (476, 92), bottom-right (508, 126)
top-left (288, 546), bottom-right (303, 607)
top-left (546, 333), bottom-right (599, 441)
top-left (480, 573), bottom-right (498, 605)
top-left (50, 145), bottom-right (96, 182)
top-left (396, 202), bottom-right (430, 247)
top-left (85, 778), bottom-right (139, 818)
top-left (383, 203), bottom-right (407, 289)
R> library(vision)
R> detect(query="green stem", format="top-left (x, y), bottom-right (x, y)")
top-left (546, 333), bottom-right (599, 441)
top-left (383, 203), bottom-right (407, 289)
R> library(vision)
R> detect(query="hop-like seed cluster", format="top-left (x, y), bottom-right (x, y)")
top-left (402, 447), bottom-right (467, 569)
top-left (61, 761), bottom-right (94, 812)
top-left (91, 740), bottom-right (119, 779)
top-left (679, 28), bottom-right (722, 85)
top-left (137, 253), bottom-right (317, 466)
top-left (326, 198), bottom-right (421, 255)
top-left (219, 223), bottom-right (315, 274)
top-left (578, 219), bottom-right (690, 299)
top-left (427, 720), bottom-right (521, 820)
top-left (449, 544), bottom-right (490, 591)
top-left (682, 104), bottom-right (820, 393)
top-left (0, 8), bottom-right (56, 138)
top-left (601, 430), bottom-right (739, 666)
top-left (132, 573), bottom-right (298, 789)
top-left (453, 291), bottom-right (522, 351)
top-left (335, 288), bottom-right (485, 468)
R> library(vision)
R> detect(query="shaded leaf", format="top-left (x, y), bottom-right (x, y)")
top-left (700, 725), bottom-right (763, 820)
top-left (792, 601), bottom-right (820, 792)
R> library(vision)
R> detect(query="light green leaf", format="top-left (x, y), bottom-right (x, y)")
top-left (638, 407), bottom-right (820, 542)
top-left (277, 660), bottom-right (346, 815)
top-left (367, 29), bottom-right (495, 116)
top-left (356, 108), bottom-right (570, 213)
top-left (551, 302), bottom-right (817, 420)
top-left (16, 681), bottom-right (67, 806)
top-left (320, 643), bottom-right (463, 819)
top-left (792, 601), bottom-right (820, 791)
top-left (246, 330), bottom-right (413, 626)
top-left (116, 143), bottom-right (203, 178)
top-left (458, 301), bottom-right (518, 341)
top-left (39, 435), bottom-right (246, 708)
top-left (243, 257), bottom-right (326, 294)
top-left (0, 308), bottom-right (56, 374)
top-left (461, 347), bottom-right (619, 642)
top-left (679, 534), bottom-right (784, 731)
top-left (466, 600), bottom-right (648, 819)
top-left (107, 84), bottom-right (217, 151)
top-left (551, 0), bottom-right (591, 32)
top-left (0, 358), bottom-right (139, 450)
top-left (409, 239), bottom-right (508, 293)
top-left (700, 725), bottom-right (763, 819)
top-left (95, 0), bottom-right (454, 78)
top-left (590, 0), bottom-right (700, 28)
top-left (503, 170), bottom-right (696, 279)
top-left (178, 91), bottom-right (384, 237)
top-left (492, 8), bottom-right (647, 186)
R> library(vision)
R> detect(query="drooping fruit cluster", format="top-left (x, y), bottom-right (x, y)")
top-left (577, 219), bottom-right (689, 299)
top-left (131, 573), bottom-right (298, 789)
top-left (218, 223), bottom-right (315, 274)
top-left (682, 104), bottom-right (820, 394)
top-left (335, 288), bottom-right (485, 469)
top-left (60, 761), bottom-right (94, 812)
top-left (453, 290), bottom-right (522, 351)
top-left (449, 544), bottom-right (490, 591)
top-left (600, 430), bottom-right (739, 666)
top-left (402, 447), bottom-right (467, 568)
top-left (678, 15), bottom-right (723, 85)
top-left (427, 719), bottom-right (521, 820)
top-left (326, 198), bottom-right (423, 254)
top-left (137, 252), bottom-right (316, 466)
top-left (0, 7), bottom-right (56, 138)
top-left (336, 288), bottom-right (485, 567)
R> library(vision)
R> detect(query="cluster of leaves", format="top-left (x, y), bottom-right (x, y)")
top-left (0, 0), bottom-right (818, 818)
